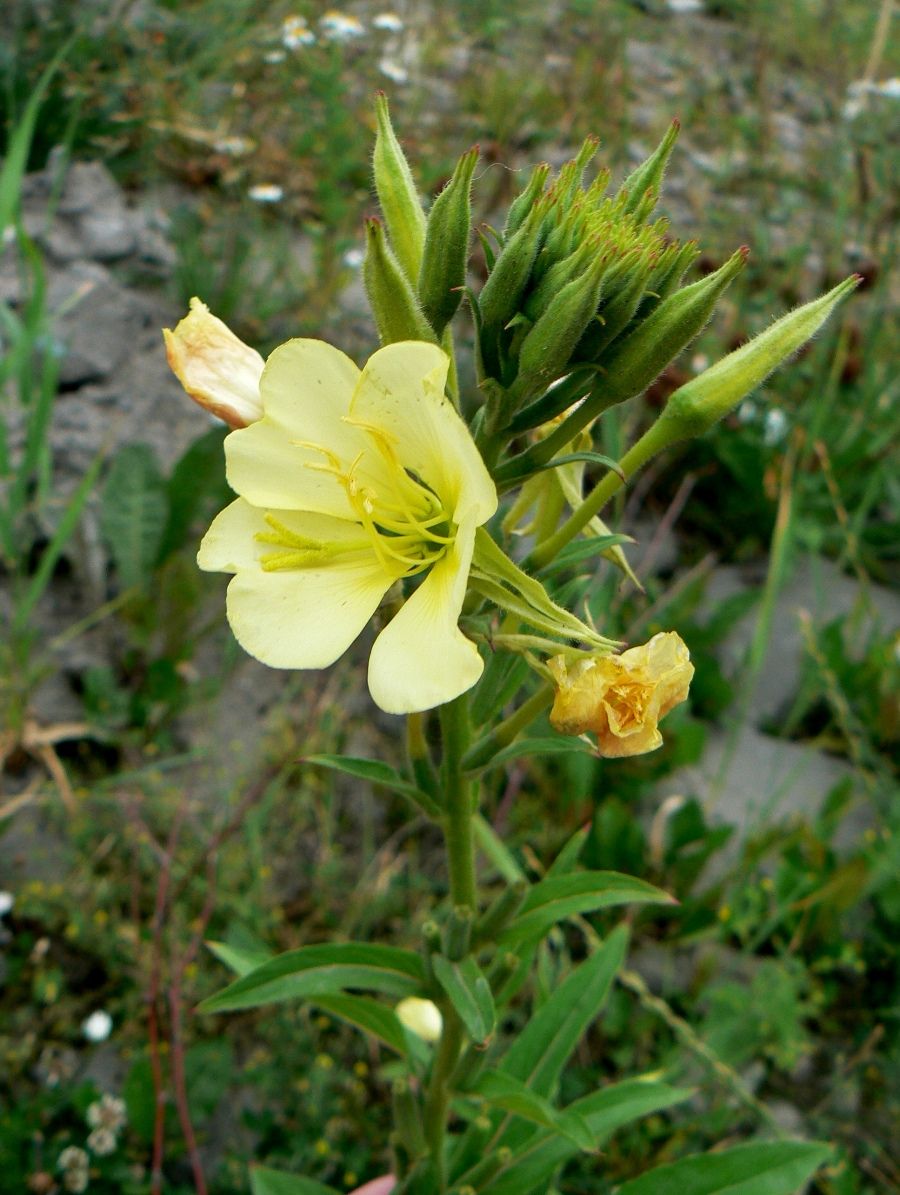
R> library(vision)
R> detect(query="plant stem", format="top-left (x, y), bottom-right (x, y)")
top-left (422, 694), bottom-right (477, 1190)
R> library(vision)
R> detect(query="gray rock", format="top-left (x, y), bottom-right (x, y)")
top-left (702, 557), bottom-right (900, 725)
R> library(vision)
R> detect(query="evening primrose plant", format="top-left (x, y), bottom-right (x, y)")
top-left (165, 97), bottom-right (856, 1195)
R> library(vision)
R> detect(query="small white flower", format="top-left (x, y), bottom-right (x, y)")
top-left (373, 12), bottom-right (403, 31)
top-left (0, 891), bottom-right (13, 916)
top-left (320, 10), bottom-right (365, 41)
top-left (737, 399), bottom-right (758, 425)
top-left (396, 996), bottom-right (443, 1043)
top-left (264, 49), bottom-right (287, 63)
top-left (763, 407), bottom-right (788, 446)
top-left (87, 1127), bottom-right (117, 1156)
top-left (213, 136), bottom-right (254, 157)
top-left (82, 1010), bottom-right (113, 1042)
top-left (342, 246), bottom-right (365, 269)
top-left (667, 0), bottom-right (703, 10)
top-left (379, 58), bottom-right (409, 85)
top-left (87, 1093), bottom-right (127, 1133)
top-left (691, 352), bottom-right (709, 373)
top-left (248, 183), bottom-right (285, 204)
top-left (282, 15), bottom-right (315, 49)
top-left (58, 1147), bottom-right (89, 1193)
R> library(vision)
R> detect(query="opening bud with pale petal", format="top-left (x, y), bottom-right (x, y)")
top-left (549, 631), bottom-right (693, 757)
top-left (163, 298), bottom-right (264, 428)
top-left (395, 996), bottom-right (443, 1042)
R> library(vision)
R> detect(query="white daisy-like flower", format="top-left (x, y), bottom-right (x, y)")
top-left (0, 891), bottom-right (13, 916)
top-left (87, 1127), bottom-right (117, 1156)
top-left (58, 1147), bottom-right (89, 1194)
top-left (320, 10), bottom-right (365, 41)
top-left (248, 183), bottom-right (285, 204)
top-left (379, 58), bottom-right (409, 85)
top-left (82, 1009), bottom-right (113, 1042)
top-left (87, 1093), bottom-right (127, 1133)
top-left (282, 15), bottom-right (315, 49)
top-left (373, 12), bottom-right (403, 31)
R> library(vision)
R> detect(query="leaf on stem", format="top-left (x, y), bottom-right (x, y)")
top-left (498, 874), bottom-right (673, 948)
top-left (432, 954), bottom-right (496, 1045)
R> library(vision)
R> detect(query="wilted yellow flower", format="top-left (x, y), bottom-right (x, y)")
top-left (198, 339), bottom-right (497, 713)
top-left (549, 631), bottom-right (693, 757)
top-left (164, 297), bottom-right (264, 428)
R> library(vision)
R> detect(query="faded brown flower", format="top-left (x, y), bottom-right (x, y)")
top-left (549, 631), bottom-right (693, 757)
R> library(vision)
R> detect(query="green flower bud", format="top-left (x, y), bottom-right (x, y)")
top-left (418, 146), bottom-right (478, 337)
top-left (659, 274), bottom-right (860, 438)
top-left (593, 245), bottom-right (749, 406)
top-left (363, 217), bottom-right (435, 345)
top-left (373, 92), bottom-right (426, 283)
top-left (523, 239), bottom-right (596, 323)
top-left (503, 161), bottom-right (550, 238)
top-left (575, 252), bottom-right (653, 360)
top-left (514, 252), bottom-right (607, 401)
top-left (478, 200), bottom-right (545, 331)
top-left (616, 119), bottom-right (680, 218)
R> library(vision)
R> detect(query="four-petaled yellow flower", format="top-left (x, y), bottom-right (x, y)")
top-left (164, 298), bottom-right (264, 428)
top-left (197, 339), bottom-right (497, 714)
top-left (549, 631), bottom-right (694, 757)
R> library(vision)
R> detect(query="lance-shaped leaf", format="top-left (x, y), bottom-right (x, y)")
top-left (615, 1139), bottom-right (832, 1195)
top-left (432, 954), bottom-right (495, 1045)
top-left (418, 146), bottom-right (478, 336)
top-left (304, 753), bottom-right (441, 817)
top-left (372, 92), bottom-right (426, 283)
top-left (476, 1078), bottom-right (691, 1195)
top-left (498, 873), bottom-right (673, 948)
top-left (250, 1166), bottom-right (340, 1195)
top-left (501, 925), bottom-right (628, 1101)
top-left (198, 943), bottom-right (425, 1013)
top-left (472, 1071), bottom-right (595, 1152)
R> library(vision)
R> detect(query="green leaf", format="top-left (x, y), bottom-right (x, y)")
top-left (547, 824), bottom-right (590, 877)
top-left (538, 534), bottom-right (634, 578)
top-left (474, 815), bottom-right (526, 885)
top-left (207, 938), bottom-right (274, 977)
top-left (478, 1079), bottom-right (690, 1195)
top-left (485, 736), bottom-right (596, 770)
top-left (313, 994), bottom-right (412, 1057)
top-left (198, 943), bottom-right (425, 1013)
top-left (305, 754), bottom-right (440, 817)
top-left (99, 444), bottom-right (168, 588)
top-left (615, 1140), bottom-right (833, 1195)
top-left (250, 1166), bottom-right (340, 1195)
top-left (498, 873), bottom-right (673, 948)
top-left (432, 954), bottom-right (496, 1045)
top-left (473, 1071), bottom-right (594, 1152)
top-left (501, 925), bottom-right (628, 1102)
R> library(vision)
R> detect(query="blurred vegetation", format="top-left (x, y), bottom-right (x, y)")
top-left (1, 1), bottom-right (898, 1192)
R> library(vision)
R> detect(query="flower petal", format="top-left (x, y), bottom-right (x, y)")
top-left (198, 498), bottom-right (391, 669)
top-left (164, 298), bottom-right (264, 428)
top-left (198, 498), bottom-right (365, 573)
top-left (368, 516), bottom-right (482, 713)
top-left (350, 341), bottom-right (497, 523)
top-left (225, 339), bottom-right (399, 517)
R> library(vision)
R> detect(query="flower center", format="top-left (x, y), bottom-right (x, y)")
top-left (605, 679), bottom-right (649, 732)
top-left (256, 422), bottom-right (455, 580)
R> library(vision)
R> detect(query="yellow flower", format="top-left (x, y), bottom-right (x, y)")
top-left (549, 631), bottom-right (693, 757)
top-left (163, 297), bottom-right (264, 428)
top-left (198, 339), bottom-right (497, 713)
